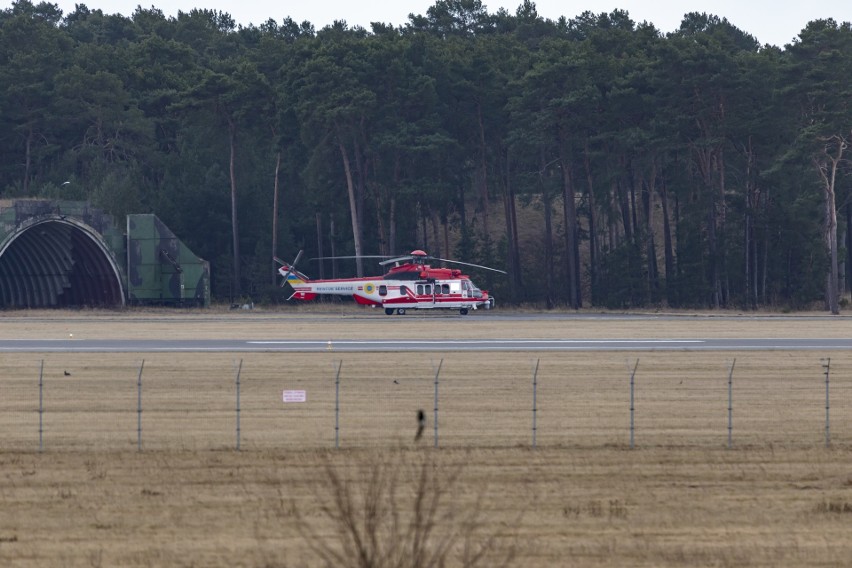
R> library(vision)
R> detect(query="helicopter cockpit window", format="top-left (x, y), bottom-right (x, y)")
top-left (378, 285), bottom-right (387, 296)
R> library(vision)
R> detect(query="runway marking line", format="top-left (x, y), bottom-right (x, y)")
top-left (246, 339), bottom-right (706, 345)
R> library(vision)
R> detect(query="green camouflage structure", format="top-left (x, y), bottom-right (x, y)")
top-left (126, 214), bottom-right (209, 306)
top-left (0, 199), bottom-right (209, 308)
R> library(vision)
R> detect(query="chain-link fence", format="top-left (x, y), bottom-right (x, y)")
top-left (2, 352), bottom-right (851, 451)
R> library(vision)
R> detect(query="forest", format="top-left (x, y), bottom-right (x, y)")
top-left (1, 0), bottom-right (851, 311)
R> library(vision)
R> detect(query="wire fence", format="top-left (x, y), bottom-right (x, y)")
top-left (2, 352), bottom-right (851, 451)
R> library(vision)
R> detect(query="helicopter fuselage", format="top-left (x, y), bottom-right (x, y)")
top-left (285, 265), bottom-right (494, 315)
top-left (278, 250), bottom-right (501, 315)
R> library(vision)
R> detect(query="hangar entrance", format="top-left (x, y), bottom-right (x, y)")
top-left (0, 217), bottom-right (125, 308)
top-left (0, 200), bottom-right (209, 309)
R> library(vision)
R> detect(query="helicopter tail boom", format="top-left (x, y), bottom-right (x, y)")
top-left (281, 268), bottom-right (316, 301)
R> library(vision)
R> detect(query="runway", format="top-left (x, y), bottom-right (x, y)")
top-left (1, 337), bottom-right (851, 352)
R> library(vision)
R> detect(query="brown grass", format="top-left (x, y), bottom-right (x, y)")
top-left (2, 446), bottom-right (852, 566)
top-left (2, 310), bottom-right (852, 566)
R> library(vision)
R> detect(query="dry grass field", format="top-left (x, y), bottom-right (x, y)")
top-left (3, 305), bottom-right (852, 340)
top-left (2, 308), bottom-right (852, 566)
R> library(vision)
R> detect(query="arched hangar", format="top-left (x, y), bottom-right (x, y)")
top-left (0, 199), bottom-right (209, 308)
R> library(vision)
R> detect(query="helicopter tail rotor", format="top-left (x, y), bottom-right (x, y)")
top-left (275, 250), bottom-right (306, 287)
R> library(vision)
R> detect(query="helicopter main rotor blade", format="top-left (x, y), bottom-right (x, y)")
top-left (379, 255), bottom-right (416, 266)
top-left (310, 255), bottom-right (392, 261)
top-left (431, 257), bottom-right (507, 274)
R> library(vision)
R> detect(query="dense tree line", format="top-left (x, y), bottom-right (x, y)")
top-left (2, 0), bottom-right (851, 310)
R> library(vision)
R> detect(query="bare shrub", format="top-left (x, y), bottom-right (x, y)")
top-left (292, 449), bottom-right (518, 568)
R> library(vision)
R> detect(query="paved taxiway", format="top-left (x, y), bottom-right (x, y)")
top-left (1, 337), bottom-right (851, 352)
top-left (3, 312), bottom-right (852, 352)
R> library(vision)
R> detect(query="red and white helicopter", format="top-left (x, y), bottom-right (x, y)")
top-left (275, 250), bottom-right (505, 315)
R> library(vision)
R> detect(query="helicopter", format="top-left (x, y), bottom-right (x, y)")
top-left (275, 250), bottom-right (505, 315)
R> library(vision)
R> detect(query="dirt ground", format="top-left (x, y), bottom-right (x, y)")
top-left (1, 308), bottom-right (852, 566)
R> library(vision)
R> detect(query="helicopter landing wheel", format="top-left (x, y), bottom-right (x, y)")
top-left (397, 308), bottom-right (407, 315)
top-left (459, 308), bottom-right (469, 316)
top-left (385, 308), bottom-right (394, 316)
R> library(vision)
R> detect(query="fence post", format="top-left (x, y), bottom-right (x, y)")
top-left (532, 358), bottom-right (540, 448)
top-left (822, 358), bottom-right (831, 447)
top-left (137, 360), bottom-right (145, 451)
top-left (628, 359), bottom-right (639, 449)
top-left (38, 360), bottom-right (44, 453)
top-left (727, 358), bottom-right (735, 449)
top-left (234, 359), bottom-right (243, 451)
top-left (333, 361), bottom-right (342, 449)
top-left (433, 358), bottom-right (443, 449)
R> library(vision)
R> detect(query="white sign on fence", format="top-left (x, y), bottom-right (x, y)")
top-left (283, 390), bottom-right (307, 403)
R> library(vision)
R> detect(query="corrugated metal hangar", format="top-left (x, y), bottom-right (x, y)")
top-left (0, 199), bottom-right (209, 308)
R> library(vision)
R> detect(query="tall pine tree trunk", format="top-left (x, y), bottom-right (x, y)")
top-left (476, 102), bottom-right (490, 239)
top-left (329, 215), bottom-right (337, 279)
top-left (718, 147), bottom-right (729, 307)
top-left (316, 213), bottom-right (324, 279)
top-left (845, 202), bottom-right (852, 298)
top-left (543, 190), bottom-right (554, 309)
top-left (643, 163), bottom-right (660, 301)
top-left (228, 118), bottom-right (240, 299)
top-left (389, 196), bottom-right (397, 257)
top-left (814, 135), bottom-right (845, 315)
top-left (271, 151), bottom-right (281, 286)
top-left (743, 138), bottom-right (757, 309)
top-left (338, 137), bottom-right (364, 276)
top-left (502, 149), bottom-right (521, 300)
top-left (560, 144), bottom-right (581, 309)
top-left (658, 177), bottom-right (675, 307)
top-left (23, 127), bottom-right (33, 195)
top-left (583, 140), bottom-right (598, 304)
